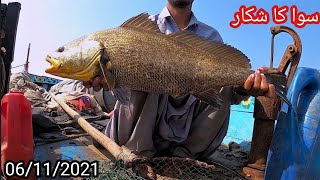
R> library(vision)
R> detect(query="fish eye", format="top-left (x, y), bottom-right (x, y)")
top-left (57, 46), bottom-right (65, 52)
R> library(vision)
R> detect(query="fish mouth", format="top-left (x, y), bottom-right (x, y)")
top-left (45, 55), bottom-right (62, 73)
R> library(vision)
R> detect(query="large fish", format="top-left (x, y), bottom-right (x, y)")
top-left (45, 13), bottom-right (289, 108)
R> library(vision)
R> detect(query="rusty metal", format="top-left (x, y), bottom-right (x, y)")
top-left (243, 25), bottom-right (302, 179)
top-left (271, 26), bottom-right (302, 87)
top-left (243, 166), bottom-right (264, 180)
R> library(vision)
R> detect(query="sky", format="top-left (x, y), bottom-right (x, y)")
top-left (2, 0), bottom-right (320, 80)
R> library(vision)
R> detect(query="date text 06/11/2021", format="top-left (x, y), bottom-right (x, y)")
top-left (3, 160), bottom-right (99, 178)
top-left (230, 5), bottom-right (320, 28)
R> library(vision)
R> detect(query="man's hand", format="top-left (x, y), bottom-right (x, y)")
top-left (82, 75), bottom-right (109, 92)
top-left (243, 66), bottom-right (275, 98)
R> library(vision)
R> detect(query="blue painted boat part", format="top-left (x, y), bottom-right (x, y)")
top-left (222, 97), bottom-right (255, 151)
top-left (265, 67), bottom-right (320, 180)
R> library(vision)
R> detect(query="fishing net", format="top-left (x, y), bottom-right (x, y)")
top-left (89, 156), bottom-right (246, 180)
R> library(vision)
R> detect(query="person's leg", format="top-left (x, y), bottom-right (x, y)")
top-left (103, 91), bottom-right (161, 157)
top-left (170, 101), bottom-right (230, 159)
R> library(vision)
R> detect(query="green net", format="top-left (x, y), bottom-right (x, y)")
top-left (89, 156), bottom-right (246, 180)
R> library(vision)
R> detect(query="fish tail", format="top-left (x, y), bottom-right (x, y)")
top-left (111, 88), bottom-right (131, 106)
top-left (265, 73), bottom-right (292, 106)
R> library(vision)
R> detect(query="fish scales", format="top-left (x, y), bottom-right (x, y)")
top-left (90, 28), bottom-right (250, 96)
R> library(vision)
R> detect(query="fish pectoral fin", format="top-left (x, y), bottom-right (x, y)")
top-left (194, 89), bottom-right (223, 109)
top-left (99, 51), bottom-right (116, 90)
top-left (111, 87), bottom-right (131, 106)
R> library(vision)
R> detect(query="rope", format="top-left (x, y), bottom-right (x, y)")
top-left (209, 160), bottom-right (246, 179)
top-left (11, 63), bottom-right (26, 69)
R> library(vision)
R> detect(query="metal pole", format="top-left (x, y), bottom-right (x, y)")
top-left (25, 43), bottom-right (30, 73)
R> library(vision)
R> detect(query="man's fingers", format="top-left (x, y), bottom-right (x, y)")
top-left (91, 76), bottom-right (102, 92)
top-left (243, 73), bottom-right (255, 91)
top-left (257, 74), bottom-right (269, 96)
top-left (266, 84), bottom-right (275, 98)
top-left (257, 66), bottom-right (268, 74)
top-left (83, 75), bottom-right (109, 91)
top-left (82, 81), bottom-right (92, 89)
top-left (252, 72), bottom-right (262, 94)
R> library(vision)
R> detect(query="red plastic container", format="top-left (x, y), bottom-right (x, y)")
top-left (1, 90), bottom-right (35, 179)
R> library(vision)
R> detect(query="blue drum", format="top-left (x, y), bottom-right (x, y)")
top-left (265, 67), bottom-right (320, 179)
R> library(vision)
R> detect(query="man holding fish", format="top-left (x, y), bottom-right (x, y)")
top-left (47, 0), bottom-right (276, 160)
top-left (84, 0), bottom-right (275, 159)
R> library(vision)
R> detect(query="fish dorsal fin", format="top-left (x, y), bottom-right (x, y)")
top-left (120, 13), bottom-right (162, 34)
top-left (168, 31), bottom-right (251, 69)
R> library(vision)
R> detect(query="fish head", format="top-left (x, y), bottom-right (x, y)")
top-left (45, 36), bottom-right (104, 81)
